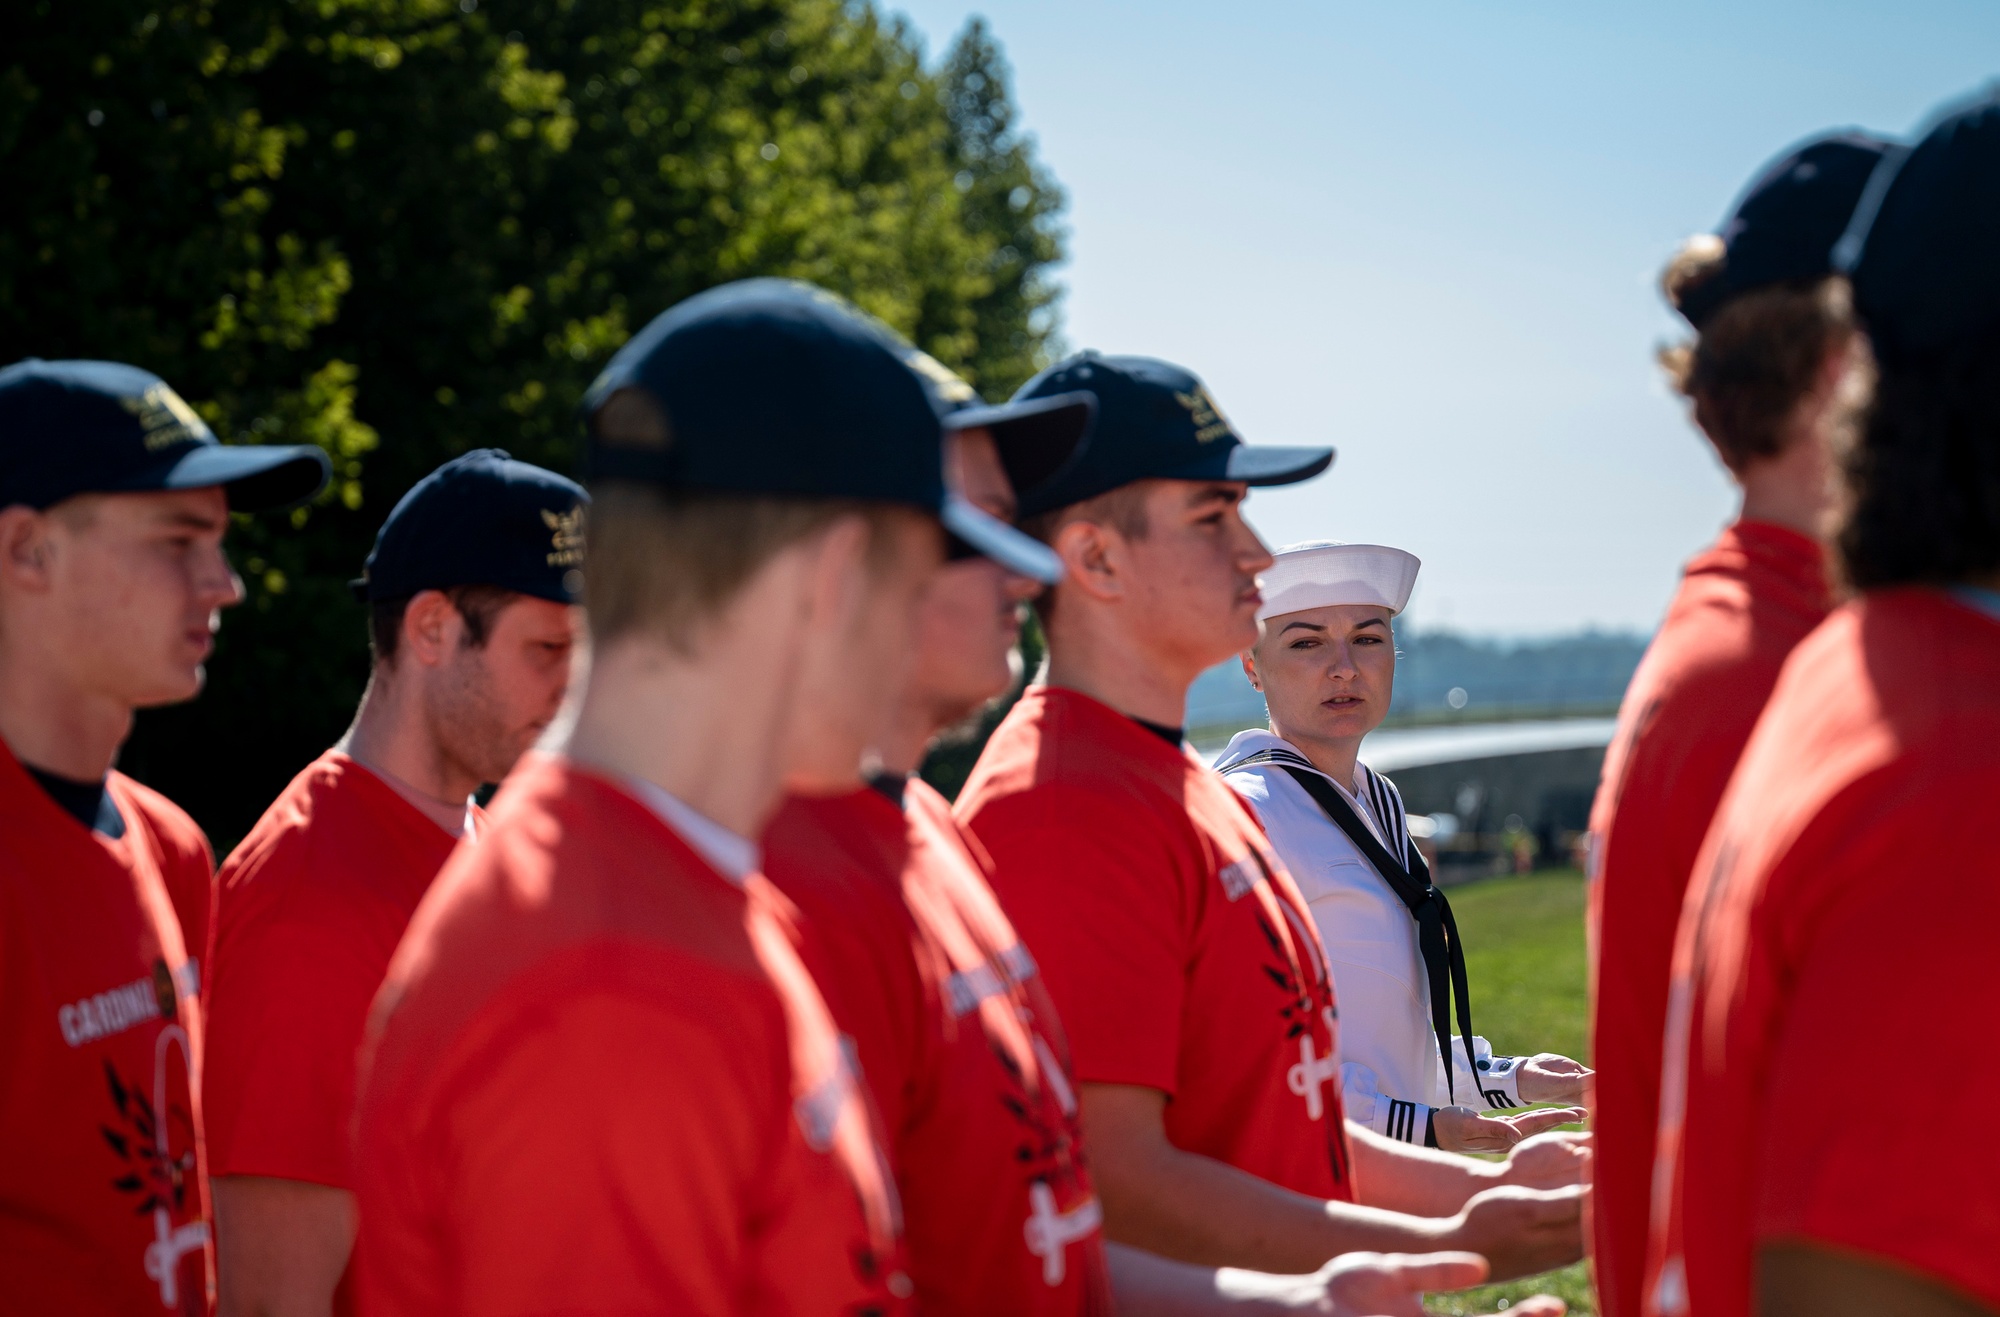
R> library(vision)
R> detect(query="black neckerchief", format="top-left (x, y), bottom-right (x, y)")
top-left (1222, 747), bottom-right (1476, 1102)
top-left (1130, 717), bottom-right (1185, 748)
top-left (25, 764), bottom-right (126, 839)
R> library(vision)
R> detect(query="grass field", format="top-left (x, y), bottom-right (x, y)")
top-left (1422, 870), bottom-right (1597, 1316)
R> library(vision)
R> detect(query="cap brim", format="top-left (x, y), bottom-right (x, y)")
top-left (163, 444), bottom-right (333, 512)
top-left (941, 493), bottom-right (1064, 584)
top-left (1220, 444), bottom-right (1336, 487)
top-left (948, 391), bottom-right (1097, 499)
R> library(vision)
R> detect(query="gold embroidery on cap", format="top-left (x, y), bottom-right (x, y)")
top-left (543, 504), bottom-right (586, 567)
top-left (120, 384), bottom-right (210, 452)
top-left (1174, 387), bottom-right (1234, 444)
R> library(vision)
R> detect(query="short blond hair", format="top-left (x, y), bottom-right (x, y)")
top-left (585, 482), bottom-right (912, 652)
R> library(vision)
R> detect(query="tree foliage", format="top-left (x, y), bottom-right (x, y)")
top-left (0, 0), bottom-right (1065, 841)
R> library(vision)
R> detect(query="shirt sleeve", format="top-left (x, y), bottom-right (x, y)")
top-left (1434, 1035), bottom-right (1526, 1110)
top-left (1753, 787), bottom-right (2000, 1309)
top-left (787, 878), bottom-right (930, 1142)
top-left (127, 791), bottom-right (217, 980)
top-left (1342, 1060), bottom-right (1435, 1144)
top-left (970, 786), bottom-right (1193, 1095)
top-left (204, 896), bottom-right (391, 1187)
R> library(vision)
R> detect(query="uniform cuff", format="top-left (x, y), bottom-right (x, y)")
top-left (1473, 1054), bottom-right (1525, 1109)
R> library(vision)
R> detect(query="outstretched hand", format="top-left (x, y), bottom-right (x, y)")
top-left (1445, 1184), bottom-right (1587, 1282)
top-left (1515, 1054), bottom-right (1591, 1105)
top-left (1305, 1250), bottom-right (1566, 1316)
top-left (1498, 1129), bottom-right (1592, 1192)
top-left (1431, 1104), bottom-right (1587, 1154)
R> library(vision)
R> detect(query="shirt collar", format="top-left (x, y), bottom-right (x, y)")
top-left (623, 776), bottom-right (760, 884)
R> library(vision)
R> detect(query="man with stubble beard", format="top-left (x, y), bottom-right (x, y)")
top-left (203, 449), bottom-right (586, 1317)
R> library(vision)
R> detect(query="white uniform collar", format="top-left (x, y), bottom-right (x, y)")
top-left (1217, 728), bottom-right (1391, 849)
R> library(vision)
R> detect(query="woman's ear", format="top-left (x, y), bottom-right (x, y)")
top-left (1240, 648), bottom-right (1261, 693)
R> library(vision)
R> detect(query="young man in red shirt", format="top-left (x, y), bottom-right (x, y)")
top-left (956, 354), bottom-right (1587, 1281)
top-left (1649, 92), bottom-right (2000, 1317)
top-left (351, 280), bottom-right (1060, 1315)
top-left (1583, 130), bottom-right (1891, 1317)
top-left (0, 358), bottom-right (327, 1315)
top-left (763, 367), bottom-right (1109, 1316)
top-left (204, 449), bottom-right (585, 1316)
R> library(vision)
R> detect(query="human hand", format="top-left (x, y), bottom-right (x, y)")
top-left (1438, 1184), bottom-right (1586, 1282)
top-left (1496, 1129), bottom-right (1591, 1192)
top-left (1244, 1251), bottom-right (1564, 1315)
top-left (1432, 1105), bottom-right (1586, 1155)
top-left (1515, 1054), bottom-right (1591, 1105)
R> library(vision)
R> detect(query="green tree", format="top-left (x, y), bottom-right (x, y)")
top-left (0, 0), bottom-right (1066, 843)
top-left (936, 16), bottom-right (1068, 397)
top-left (910, 17), bottom-right (1070, 798)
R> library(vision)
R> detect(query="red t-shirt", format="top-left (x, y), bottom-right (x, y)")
top-left (353, 754), bottom-right (909, 1317)
top-left (204, 750), bottom-right (470, 1312)
top-left (957, 686), bottom-right (1352, 1201)
top-left (764, 779), bottom-right (1112, 1317)
top-left (1584, 521), bottom-right (1829, 1317)
top-left (1647, 589), bottom-right (2000, 1317)
top-left (0, 739), bottom-right (214, 1315)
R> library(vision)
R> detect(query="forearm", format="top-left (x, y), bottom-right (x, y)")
top-left (214, 1176), bottom-right (356, 1317)
top-left (1106, 1242), bottom-right (1316, 1315)
top-left (1348, 1124), bottom-right (1494, 1217)
top-left (1097, 1136), bottom-right (1446, 1273)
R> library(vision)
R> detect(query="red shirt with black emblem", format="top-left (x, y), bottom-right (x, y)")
top-left (956, 686), bottom-right (1352, 1201)
top-left (353, 754), bottom-right (909, 1317)
top-left (765, 777), bottom-right (1112, 1316)
top-left (1585, 521), bottom-right (1830, 1317)
top-left (1647, 590), bottom-right (2000, 1317)
top-left (0, 739), bottom-right (214, 1316)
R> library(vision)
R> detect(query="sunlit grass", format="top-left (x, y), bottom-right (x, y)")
top-left (1424, 870), bottom-right (1596, 1316)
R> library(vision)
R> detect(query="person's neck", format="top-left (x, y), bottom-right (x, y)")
top-left (564, 631), bottom-right (801, 839)
top-left (1269, 721), bottom-right (1362, 793)
top-left (0, 649), bottom-right (131, 780)
top-left (1735, 431), bottom-right (1833, 542)
top-left (1042, 614), bottom-right (1200, 729)
top-left (338, 669), bottom-right (481, 807)
top-left (876, 695), bottom-right (944, 778)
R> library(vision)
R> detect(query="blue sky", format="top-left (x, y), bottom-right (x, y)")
top-left (889, 1), bottom-right (2000, 635)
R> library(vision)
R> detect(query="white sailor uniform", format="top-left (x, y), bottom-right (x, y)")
top-left (1219, 727), bottom-right (1529, 1145)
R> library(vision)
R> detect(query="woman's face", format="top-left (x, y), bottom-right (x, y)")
top-left (1243, 602), bottom-right (1397, 748)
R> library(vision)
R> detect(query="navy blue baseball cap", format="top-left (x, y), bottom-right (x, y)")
top-left (1009, 353), bottom-right (1333, 519)
top-left (895, 346), bottom-right (1096, 511)
top-left (0, 359), bottom-right (331, 512)
top-left (354, 449), bottom-right (589, 604)
top-left (582, 278), bottom-right (1060, 582)
top-left (1842, 89), bottom-right (2000, 364)
top-left (1672, 131), bottom-right (1897, 329)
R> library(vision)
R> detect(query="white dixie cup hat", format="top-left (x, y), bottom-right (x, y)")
top-left (1254, 540), bottom-right (1422, 623)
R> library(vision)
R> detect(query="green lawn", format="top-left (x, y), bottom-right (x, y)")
top-left (1453, 871), bottom-right (1590, 1065)
top-left (1423, 870), bottom-right (1596, 1316)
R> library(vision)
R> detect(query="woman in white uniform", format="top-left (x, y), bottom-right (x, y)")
top-left (1216, 541), bottom-right (1590, 1153)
